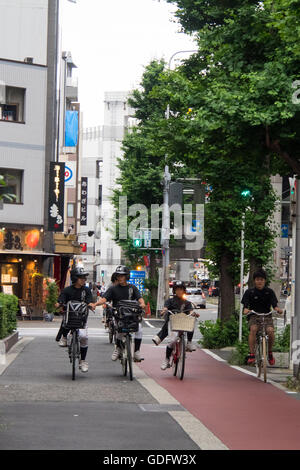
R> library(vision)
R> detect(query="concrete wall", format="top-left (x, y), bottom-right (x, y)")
top-left (0, 60), bottom-right (47, 225)
top-left (0, 0), bottom-right (48, 66)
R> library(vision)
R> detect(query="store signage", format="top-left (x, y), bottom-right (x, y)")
top-left (65, 161), bottom-right (76, 188)
top-left (48, 162), bottom-right (65, 232)
top-left (80, 177), bottom-right (88, 226)
top-left (0, 229), bottom-right (42, 251)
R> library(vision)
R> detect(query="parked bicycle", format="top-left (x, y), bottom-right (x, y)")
top-left (166, 308), bottom-right (197, 380)
top-left (63, 301), bottom-right (91, 381)
top-left (247, 311), bottom-right (273, 383)
top-left (114, 300), bottom-right (144, 381)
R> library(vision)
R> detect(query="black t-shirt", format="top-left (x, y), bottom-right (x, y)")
top-left (58, 285), bottom-right (93, 305)
top-left (103, 283), bottom-right (142, 308)
top-left (241, 287), bottom-right (278, 313)
top-left (164, 296), bottom-right (193, 314)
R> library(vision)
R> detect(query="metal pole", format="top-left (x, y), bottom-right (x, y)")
top-left (293, 179), bottom-right (300, 375)
top-left (239, 212), bottom-right (245, 342)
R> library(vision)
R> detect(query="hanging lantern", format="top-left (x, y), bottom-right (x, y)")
top-left (25, 229), bottom-right (40, 249)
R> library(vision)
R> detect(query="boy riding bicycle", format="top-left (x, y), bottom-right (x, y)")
top-left (55, 266), bottom-right (95, 373)
top-left (242, 269), bottom-right (283, 366)
top-left (152, 280), bottom-right (199, 370)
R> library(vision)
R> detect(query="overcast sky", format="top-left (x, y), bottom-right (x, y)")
top-left (60, 0), bottom-right (196, 128)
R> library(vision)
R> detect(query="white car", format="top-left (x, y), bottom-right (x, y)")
top-left (185, 288), bottom-right (206, 309)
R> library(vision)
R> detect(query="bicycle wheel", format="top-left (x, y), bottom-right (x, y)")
top-left (177, 335), bottom-right (186, 380)
top-left (126, 334), bottom-right (133, 381)
top-left (120, 339), bottom-right (127, 377)
top-left (108, 322), bottom-right (114, 344)
top-left (262, 336), bottom-right (267, 383)
top-left (71, 332), bottom-right (77, 381)
top-left (172, 343), bottom-right (179, 376)
top-left (255, 340), bottom-right (262, 378)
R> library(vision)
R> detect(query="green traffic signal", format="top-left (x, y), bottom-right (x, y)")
top-left (133, 238), bottom-right (142, 248)
top-left (241, 189), bottom-right (251, 197)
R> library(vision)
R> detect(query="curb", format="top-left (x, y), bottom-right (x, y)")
top-left (0, 331), bottom-right (19, 365)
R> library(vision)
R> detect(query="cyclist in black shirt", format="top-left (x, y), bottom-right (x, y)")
top-left (93, 265), bottom-right (146, 362)
top-left (242, 269), bottom-right (283, 366)
top-left (56, 267), bottom-right (94, 373)
top-left (152, 281), bottom-right (199, 370)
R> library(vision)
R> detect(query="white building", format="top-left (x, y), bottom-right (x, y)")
top-left (77, 92), bottom-right (136, 285)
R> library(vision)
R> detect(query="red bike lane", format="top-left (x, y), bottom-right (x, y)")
top-left (137, 344), bottom-right (300, 450)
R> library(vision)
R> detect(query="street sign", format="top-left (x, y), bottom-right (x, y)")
top-left (144, 230), bottom-right (152, 248)
top-left (281, 224), bottom-right (289, 239)
top-left (129, 270), bottom-right (146, 293)
top-left (191, 220), bottom-right (203, 233)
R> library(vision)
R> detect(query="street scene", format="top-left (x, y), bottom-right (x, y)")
top-left (1, 0), bottom-right (300, 457)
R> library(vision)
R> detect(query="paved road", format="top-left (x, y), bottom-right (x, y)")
top-left (0, 306), bottom-right (217, 451)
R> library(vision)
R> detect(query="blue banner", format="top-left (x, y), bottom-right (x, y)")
top-left (130, 270), bottom-right (146, 294)
top-left (65, 110), bottom-right (78, 147)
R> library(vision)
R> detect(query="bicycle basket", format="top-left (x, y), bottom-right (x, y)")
top-left (116, 300), bottom-right (142, 333)
top-left (170, 313), bottom-right (195, 332)
top-left (64, 301), bottom-right (88, 329)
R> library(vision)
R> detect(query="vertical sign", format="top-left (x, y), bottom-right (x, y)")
top-left (48, 162), bottom-right (65, 232)
top-left (80, 177), bottom-right (88, 226)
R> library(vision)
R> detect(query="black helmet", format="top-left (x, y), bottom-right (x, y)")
top-left (172, 280), bottom-right (186, 294)
top-left (70, 266), bottom-right (89, 283)
top-left (111, 272), bottom-right (119, 283)
top-left (253, 269), bottom-right (267, 280)
top-left (114, 265), bottom-right (130, 280)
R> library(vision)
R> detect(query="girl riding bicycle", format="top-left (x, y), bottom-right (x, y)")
top-left (152, 280), bottom-right (199, 370)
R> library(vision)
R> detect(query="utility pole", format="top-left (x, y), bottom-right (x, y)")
top-left (161, 49), bottom-right (197, 302)
top-left (239, 212), bottom-right (245, 342)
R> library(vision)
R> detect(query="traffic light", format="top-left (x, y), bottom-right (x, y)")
top-left (133, 238), bottom-right (142, 248)
top-left (241, 189), bottom-right (251, 197)
top-left (133, 230), bottom-right (142, 248)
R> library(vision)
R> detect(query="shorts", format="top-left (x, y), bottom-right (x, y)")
top-left (248, 314), bottom-right (274, 331)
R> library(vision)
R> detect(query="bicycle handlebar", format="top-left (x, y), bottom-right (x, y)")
top-left (246, 311), bottom-right (274, 317)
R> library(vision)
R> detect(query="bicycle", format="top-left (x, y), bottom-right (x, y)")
top-left (63, 301), bottom-right (90, 381)
top-left (114, 300), bottom-right (144, 381)
top-left (247, 311), bottom-right (273, 383)
top-left (105, 304), bottom-right (116, 344)
top-left (166, 307), bottom-right (197, 381)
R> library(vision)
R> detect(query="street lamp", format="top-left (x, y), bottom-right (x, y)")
top-left (162, 49), bottom-right (198, 302)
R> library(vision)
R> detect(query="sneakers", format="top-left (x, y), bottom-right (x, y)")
top-left (111, 347), bottom-right (122, 361)
top-left (247, 354), bottom-right (256, 365)
top-left (152, 335), bottom-right (161, 346)
top-left (268, 353), bottom-right (275, 366)
top-left (79, 360), bottom-right (89, 373)
top-left (161, 358), bottom-right (170, 370)
top-left (134, 350), bottom-right (144, 362)
top-left (58, 337), bottom-right (67, 347)
top-left (186, 342), bottom-right (196, 352)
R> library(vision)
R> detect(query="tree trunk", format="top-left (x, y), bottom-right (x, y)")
top-left (219, 252), bottom-right (235, 322)
top-left (248, 258), bottom-right (262, 289)
top-left (149, 251), bottom-right (158, 300)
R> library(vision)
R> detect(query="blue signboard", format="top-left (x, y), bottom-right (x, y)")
top-left (130, 270), bottom-right (146, 294)
top-left (281, 224), bottom-right (289, 239)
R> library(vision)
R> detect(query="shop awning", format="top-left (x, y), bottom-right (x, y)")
top-left (0, 251), bottom-right (59, 256)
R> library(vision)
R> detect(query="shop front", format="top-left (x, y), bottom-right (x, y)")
top-left (0, 228), bottom-right (57, 317)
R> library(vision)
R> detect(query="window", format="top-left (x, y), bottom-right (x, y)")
top-left (0, 86), bottom-right (25, 123)
top-left (67, 203), bottom-right (75, 217)
top-left (96, 160), bottom-right (103, 180)
top-left (0, 168), bottom-right (23, 203)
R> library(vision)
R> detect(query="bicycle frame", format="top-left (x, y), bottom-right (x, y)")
top-left (248, 311), bottom-right (273, 383)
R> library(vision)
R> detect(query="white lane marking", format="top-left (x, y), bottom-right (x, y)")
top-left (201, 349), bottom-right (292, 392)
top-left (202, 349), bottom-right (226, 362)
top-left (144, 320), bottom-right (155, 329)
